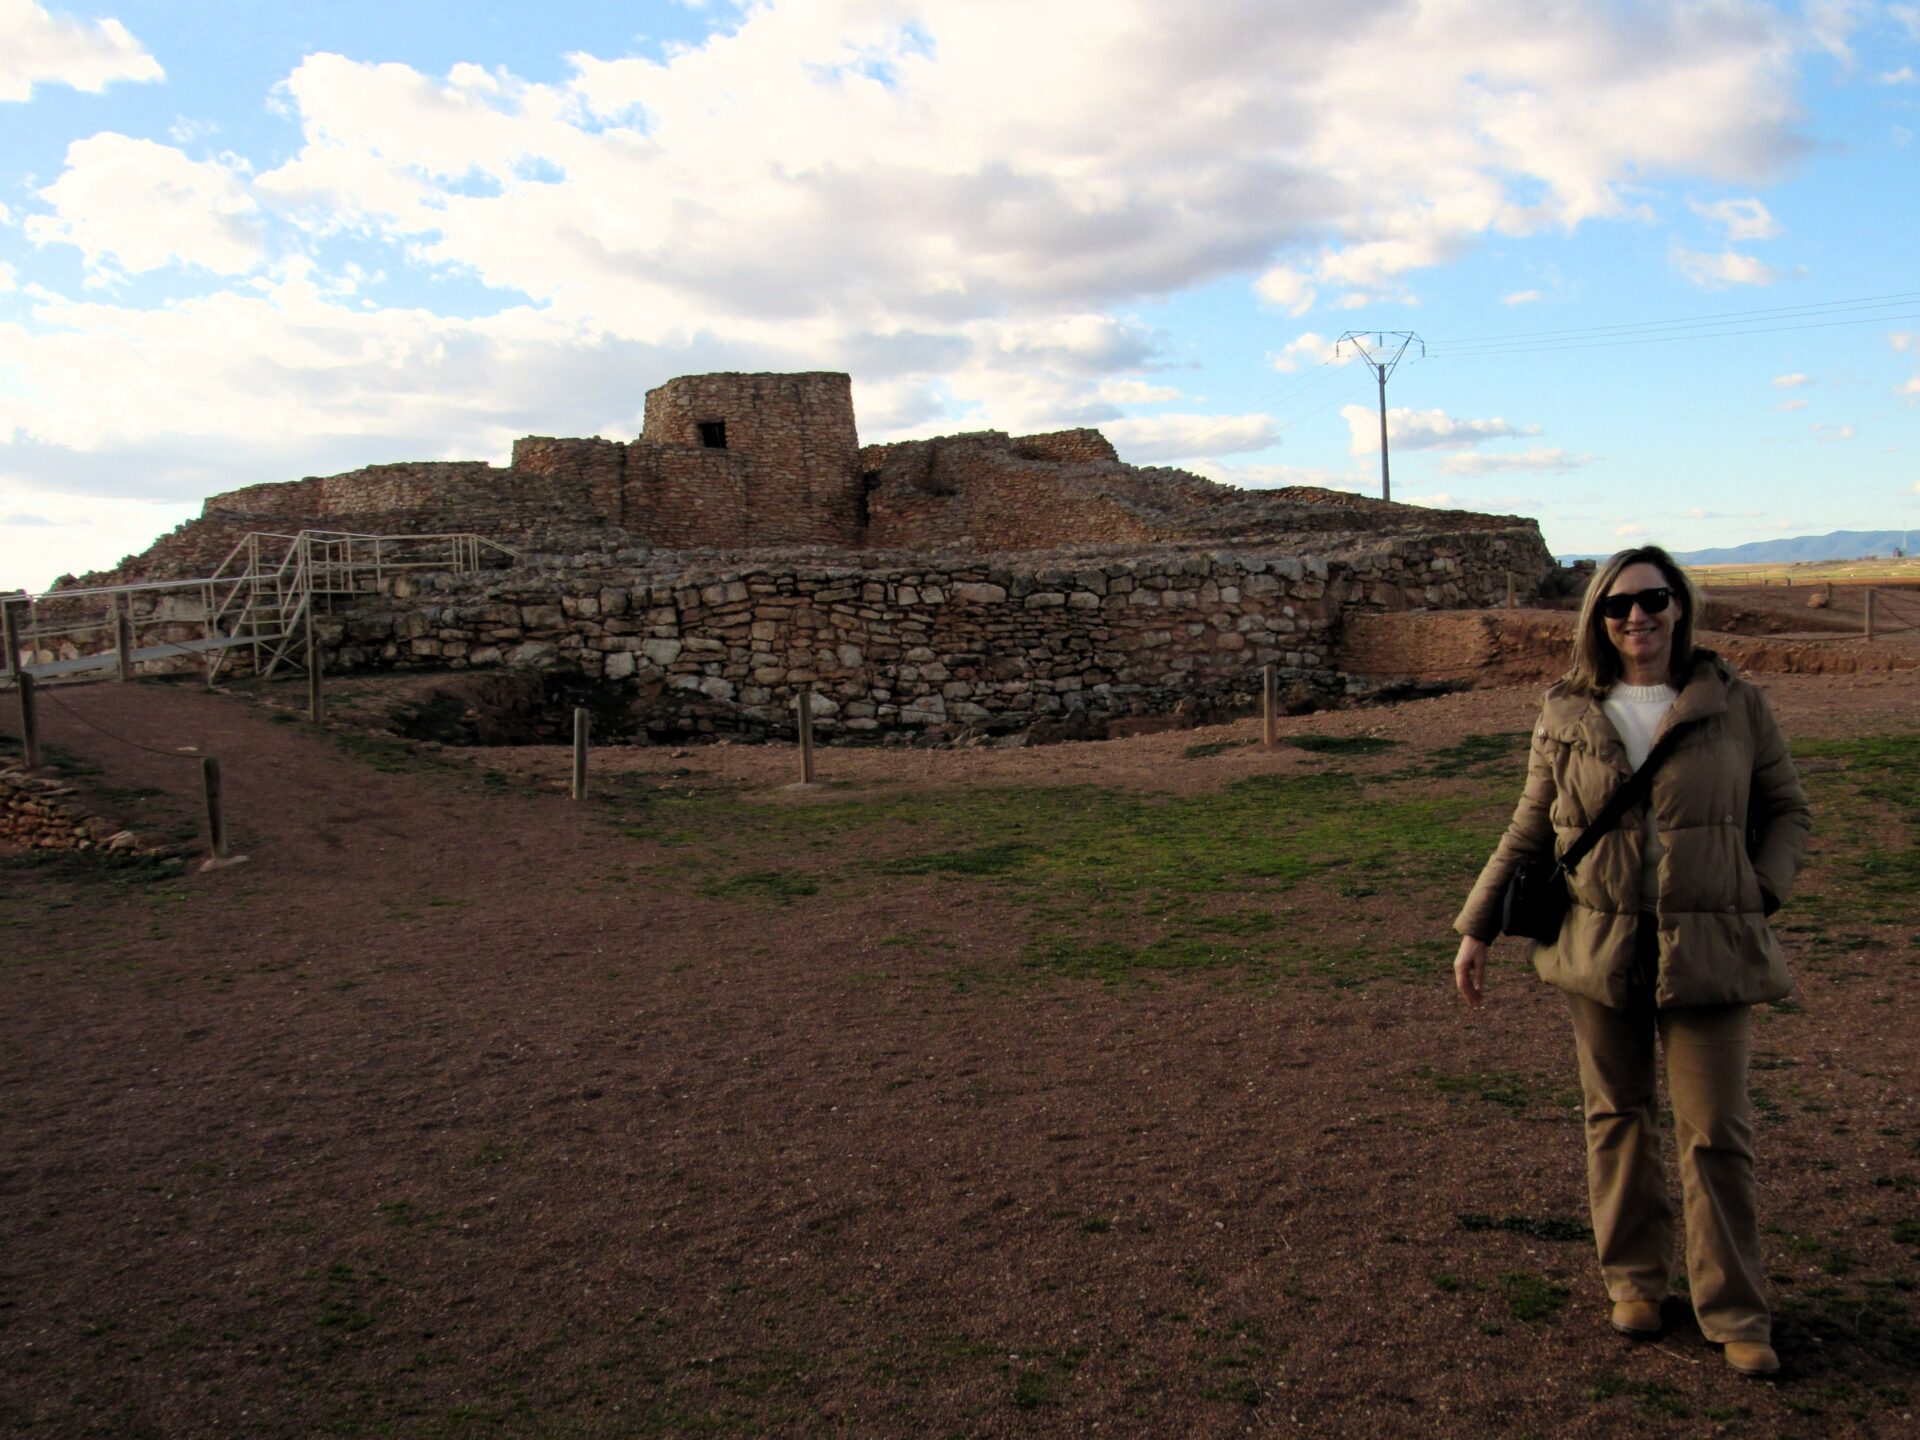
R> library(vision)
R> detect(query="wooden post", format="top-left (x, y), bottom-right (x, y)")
top-left (1262, 663), bottom-right (1278, 748)
top-left (572, 707), bottom-right (589, 800)
top-left (305, 605), bottom-right (324, 723)
top-left (17, 672), bottom-right (40, 771)
top-left (1864, 589), bottom-right (1876, 640)
top-left (1505, 573), bottom-right (1516, 610)
top-left (115, 597), bottom-right (134, 682)
top-left (202, 756), bottom-right (227, 859)
top-left (1, 593), bottom-right (21, 680)
top-left (796, 685), bottom-right (816, 785)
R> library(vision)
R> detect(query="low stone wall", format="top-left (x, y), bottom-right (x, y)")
top-left (324, 525), bottom-right (1548, 736)
top-left (1, 761), bottom-right (149, 854)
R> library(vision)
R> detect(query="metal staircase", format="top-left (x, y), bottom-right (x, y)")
top-left (3, 530), bottom-right (516, 684)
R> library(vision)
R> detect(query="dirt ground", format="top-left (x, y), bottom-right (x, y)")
top-left (2, 624), bottom-right (1917, 1436)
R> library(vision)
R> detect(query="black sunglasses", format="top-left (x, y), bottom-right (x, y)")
top-left (1599, 586), bottom-right (1674, 621)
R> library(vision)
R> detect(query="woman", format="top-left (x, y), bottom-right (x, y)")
top-left (1452, 545), bottom-right (1809, 1377)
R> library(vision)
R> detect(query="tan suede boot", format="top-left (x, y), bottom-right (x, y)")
top-left (1723, 1341), bottom-right (1780, 1376)
top-left (1609, 1300), bottom-right (1663, 1337)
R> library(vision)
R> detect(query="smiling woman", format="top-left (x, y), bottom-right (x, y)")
top-left (1451, 543), bottom-right (1812, 1378)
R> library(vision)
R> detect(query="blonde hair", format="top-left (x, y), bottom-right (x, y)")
top-left (1566, 545), bottom-right (1701, 695)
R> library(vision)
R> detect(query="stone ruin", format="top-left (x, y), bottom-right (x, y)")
top-left (84, 370), bottom-right (1557, 743)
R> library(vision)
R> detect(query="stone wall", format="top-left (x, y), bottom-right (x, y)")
top-left (642, 371), bottom-right (864, 547)
top-left (1, 761), bottom-right (149, 854)
top-left (861, 432), bottom-right (1166, 552)
top-left (324, 525), bottom-right (1548, 737)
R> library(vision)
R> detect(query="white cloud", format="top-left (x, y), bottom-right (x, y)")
top-left (1097, 378), bottom-right (1181, 405)
top-left (1255, 267), bottom-right (1316, 317)
top-left (1613, 523), bottom-right (1649, 538)
top-left (1773, 397), bottom-right (1809, 412)
top-left (1437, 447), bottom-right (1595, 475)
top-left (1502, 289), bottom-right (1543, 306)
top-left (0, 261), bottom-right (14, 294)
top-left (1894, 4), bottom-right (1920, 41)
top-left (1671, 245), bottom-right (1778, 288)
top-left (24, 134), bottom-right (265, 278)
top-left (1813, 421), bottom-right (1855, 441)
top-left (1879, 65), bottom-right (1918, 84)
top-left (1896, 376), bottom-right (1920, 400)
top-left (1688, 196), bottom-right (1782, 240)
top-left (0, 1), bottom-right (162, 102)
top-left (2, 512), bottom-right (58, 526)
top-left (1772, 372), bottom-right (1811, 387)
top-left (1103, 412), bottom-right (1278, 463)
top-left (1404, 492), bottom-right (1453, 507)
top-left (1340, 404), bottom-right (1540, 455)
top-left (1271, 332), bottom-right (1339, 373)
top-left (1891, 333), bottom-right (1918, 352)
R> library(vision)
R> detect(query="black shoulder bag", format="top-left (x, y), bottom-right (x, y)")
top-left (1500, 725), bottom-right (1687, 945)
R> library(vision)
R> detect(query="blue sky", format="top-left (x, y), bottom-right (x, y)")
top-left (2, 0), bottom-right (1918, 590)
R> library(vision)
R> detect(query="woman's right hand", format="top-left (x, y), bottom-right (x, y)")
top-left (1453, 936), bottom-right (1490, 1008)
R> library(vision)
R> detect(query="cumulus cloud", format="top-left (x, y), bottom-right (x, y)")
top-left (1688, 196), bottom-right (1781, 240)
top-left (1341, 404), bottom-right (1540, 455)
top-left (25, 134), bottom-right (265, 278)
top-left (1097, 378), bottom-right (1181, 405)
top-left (1772, 372), bottom-right (1811, 386)
top-left (1892, 333), bottom-right (1918, 352)
top-left (1671, 245), bottom-right (1777, 288)
top-left (1502, 289), bottom-right (1543, 305)
top-left (1773, 397), bottom-right (1809, 412)
top-left (1813, 421), bottom-right (1855, 441)
top-left (1880, 65), bottom-right (1918, 84)
top-left (1896, 376), bottom-right (1920, 400)
top-left (1437, 447), bottom-right (1595, 475)
top-left (1614, 523), bottom-right (1650, 537)
top-left (1255, 267), bottom-right (1316, 317)
top-left (1271, 332), bottom-right (1340, 373)
top-left (1103, 412), bottom-right (1278, 463)
top-left (0, 1), bottom-right (162, 102)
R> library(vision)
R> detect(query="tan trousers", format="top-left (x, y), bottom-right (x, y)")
top-left (1566, 928), bottom-right (1769, 1344)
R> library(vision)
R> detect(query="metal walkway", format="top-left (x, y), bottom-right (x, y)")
top-left (3, 529), bottom-right (516, 685)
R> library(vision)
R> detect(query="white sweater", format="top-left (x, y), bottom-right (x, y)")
top-left (1601, 682), bottom-right (1677, 909)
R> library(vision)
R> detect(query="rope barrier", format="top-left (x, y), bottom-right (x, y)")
top-left (32, 685), bottom-right (206, 763)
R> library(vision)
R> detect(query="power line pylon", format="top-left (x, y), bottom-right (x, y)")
top-left (1336, 331), bottom-right (1423, 503)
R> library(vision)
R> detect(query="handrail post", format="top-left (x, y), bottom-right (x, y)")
top-left (1, 590), bottom-right (23, 680)
top-left (115, 596), bottom-right (134, 682)
top-left (1262, 663), bottom-right (1278, 748)
top-left (18, 672), bottom-right (41, 770)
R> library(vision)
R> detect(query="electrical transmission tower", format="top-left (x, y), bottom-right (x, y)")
top-left (1336, 331), bottom-right (1423, 503)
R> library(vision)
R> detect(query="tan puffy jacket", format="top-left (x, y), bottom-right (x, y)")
top-left (1456, 652), bottom-right (1810, 1009)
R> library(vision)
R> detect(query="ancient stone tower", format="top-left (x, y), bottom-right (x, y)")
top-left (512, 372), bottom-right (862, 549)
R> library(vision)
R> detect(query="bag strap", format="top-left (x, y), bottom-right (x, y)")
top-left (1559, 722), bottom-right (1688, 875)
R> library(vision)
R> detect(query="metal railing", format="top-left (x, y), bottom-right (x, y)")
top-left (3, 530), bottom-right (516, 684)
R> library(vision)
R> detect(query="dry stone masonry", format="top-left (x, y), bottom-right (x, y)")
top-left (68, 370), bottom-right (1558, 738)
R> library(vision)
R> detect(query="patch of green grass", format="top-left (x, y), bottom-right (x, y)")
top-left (1499, 1271), bottom-right (1569, 1325)
top-left (697, 868), bottom-right (820, 903)
top-left (878, 841), bottom-right (1035, 877)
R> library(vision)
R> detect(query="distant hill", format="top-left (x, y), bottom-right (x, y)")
top-left (1559, 530), bottom-right (1914, 566)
